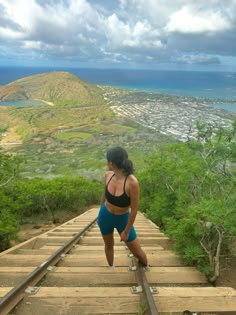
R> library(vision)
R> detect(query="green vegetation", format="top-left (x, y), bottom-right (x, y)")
top-left (1, 71), bottom-right (235, 284)
top-left (0, 150), bottom-right (22, 250)
top-left (7, 176), bottom-right (102, 221)
top-left (0, 72), bottom-right (105, 106)
top-left (0, 154), bottom-right (103, 250)
top-left (55, 131), bottom-right (93, 141)
top-left (137, 301), bottom-right (147, 315)
top-left (139, 121), bottom-right (236, 282)
top-left (1, 103), bottom-right (173, 179)
top-left (0, 72), bottom-right (175, 179)
top-left (0, 125), bottom-right (8, 133)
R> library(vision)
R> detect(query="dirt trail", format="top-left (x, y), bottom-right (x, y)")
top-left (0, 127), bottom-right (22, 145)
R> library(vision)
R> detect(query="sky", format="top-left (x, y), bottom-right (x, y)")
top-left (0, 0), bottom-right (236, 71)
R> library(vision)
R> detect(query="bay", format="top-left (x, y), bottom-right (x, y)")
top-left (0, 66), bottom-right (236, 112)
top-left (0, 100), bottom-right (46, 106)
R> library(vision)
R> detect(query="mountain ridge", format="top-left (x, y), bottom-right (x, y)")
top-left (0, 71), bottom-right (105, 106)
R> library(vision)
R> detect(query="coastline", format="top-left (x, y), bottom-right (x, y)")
top-left (34, 99), bottom-right (54, 106)
top-left (1, 67), bottom-right (236, 102)
top-left (103, 87), bottom-right (236, 142)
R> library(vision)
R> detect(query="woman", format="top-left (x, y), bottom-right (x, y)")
top-left (98, 146), bottom-right (148, 267)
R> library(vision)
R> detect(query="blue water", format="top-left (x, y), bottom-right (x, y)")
top-left (0, 100), bottom-right (46, 106)
top-left (0, 66), bottom-right (236, 111)
top-left (210, 103), bottom-right (236, 112)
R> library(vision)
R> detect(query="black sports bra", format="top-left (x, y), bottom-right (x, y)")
top-left (105, 174), bottom-right (130, 208)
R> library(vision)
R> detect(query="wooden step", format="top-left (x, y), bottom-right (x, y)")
top-left (8, 249), bottom-right (56, 255)
top-left (59, 252), bottom-right (182, 267)
top-left (0, 255), bottom-right (53, 267)
top-left (0, 273), bottom-right (29, 286)
top-left (44, 266), bottom-right (207, 286)
top-left (10, 286), bottom-right (236, 314)
top-left (0, 208), bottom-right (234, 315)
top-left (70, 245), bottom-right (164, 253)
top-left (0, 266), bottom-right (207, 286)
top-left (79, 236), bottom-right (171, 248)
top-left (154, 287), bottom-right (236, 313)
top-left (0, 287), bottom-right (12, 297)
top-left (14, 287), bottom-right (140, 315)
top-left (85, 231), bottom-right (165, 237)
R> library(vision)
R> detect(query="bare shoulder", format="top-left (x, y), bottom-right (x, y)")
top-left (127, 174), bottom-right (139, 186)
top-left (105, 171), bottom-right (113, 181)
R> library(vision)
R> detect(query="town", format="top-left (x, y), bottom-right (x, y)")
top-left (102, 87), bottom-right (236, 141)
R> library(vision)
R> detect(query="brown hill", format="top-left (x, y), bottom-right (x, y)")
top-left (0, 71), bottom-right (104, 106)
top-left (0, 84), bottom-right (26, 101)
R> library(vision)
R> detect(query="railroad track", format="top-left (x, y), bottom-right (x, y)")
top-left (0, 207), bottom-right (236, 315)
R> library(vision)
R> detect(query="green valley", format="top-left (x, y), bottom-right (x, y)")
top-left (0, 71), bottom-right (174, 180)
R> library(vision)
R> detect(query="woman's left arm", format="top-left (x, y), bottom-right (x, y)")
top-left (120, 177), bottom-right (139, 241)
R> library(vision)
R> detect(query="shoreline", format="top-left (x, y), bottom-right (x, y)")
top-left (103, 87), bottom-right (236, 142)
top-left (34, 99), bottom-right (54, 106)
top-left (0, 99), bottom-right (54, 107)
top-left (1, 67), bottom-right (236, 102)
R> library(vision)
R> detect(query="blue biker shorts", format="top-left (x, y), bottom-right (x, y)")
top-left (97, 203), bottom-right (137, 242)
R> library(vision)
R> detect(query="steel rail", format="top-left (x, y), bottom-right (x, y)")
top-left (135, 261), bottom-right (159, 315)
top-left (0, 217), bottom-right (97, 315)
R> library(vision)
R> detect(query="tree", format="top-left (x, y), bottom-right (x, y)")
top-left (0, 150), bottom-right (21, 187)
top-left (138, 121), bottom-right (236, 282)
top-left (0, 150), bottom-right (22, 250)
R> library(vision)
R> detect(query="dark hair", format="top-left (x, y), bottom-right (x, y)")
top-left (106, 146), bottom-right (134, 175)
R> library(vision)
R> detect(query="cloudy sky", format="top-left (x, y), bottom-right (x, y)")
top-left (0, 0), bottom-right (236, 71)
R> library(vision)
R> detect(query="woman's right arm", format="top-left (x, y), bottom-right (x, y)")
top-left (100, 172), bottom-right (108, 205)
top-left (100, 191), bottom-right (105, 205)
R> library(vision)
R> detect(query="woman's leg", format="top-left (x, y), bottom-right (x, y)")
top-left (97, 203), bottom-right (115, 266)
top-left (115, 212), bottom-right (148, 266)
top-left (102, 233), bottom-right (115, 266)
top-left (125, 238), bottom-right (148, 266)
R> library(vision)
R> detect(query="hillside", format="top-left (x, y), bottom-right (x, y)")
top-left (0, 71), bottom-right (104, 106)
top-left (0, 72), bottom-right (172, 179)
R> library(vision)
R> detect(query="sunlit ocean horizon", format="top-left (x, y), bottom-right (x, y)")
top-left (0, 66), bottom-right (236, 112)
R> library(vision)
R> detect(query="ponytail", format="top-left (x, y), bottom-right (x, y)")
top-left (106, 147), bottom-right (134, 175)
top-left (122, 159), bottom-right (134, 175)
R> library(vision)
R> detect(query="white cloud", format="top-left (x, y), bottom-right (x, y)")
top-left (0, 0), bottom-right (235, 69)
top-left (23, 41), bottom-right (43, 50)
top-left (120, 0), bottom-right (187, 26)
top-left (105, 14), bottom-right (163, 49)
top-left (0, 0), bottom-right (44, 33)
top-left (119, 0), bottom-right (128, 9)
top-left (165, 6), bottom-right (231, 34)
top-left (175, 54), bottom-right (221, 65)
top-left (0, 26), bottom-right (23, 39)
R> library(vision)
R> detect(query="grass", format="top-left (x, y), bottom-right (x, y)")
top-left (138, 301), bottom-right (147, 315)
top-left (1, 72), bottom-right (105, 106)
top-left (3, 113), bottom-right (175, 180)
top-left (0, 81), bottom-right (177, 181)
top-left (14, 127), bottom-right (172, 181)
top-left (0, 126), bottom-right (8, 133)
top-left (55, 131), bottom-right (93, 141)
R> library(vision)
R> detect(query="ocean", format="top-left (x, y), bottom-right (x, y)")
top-left (0, 66), bottom-right (236, 112)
